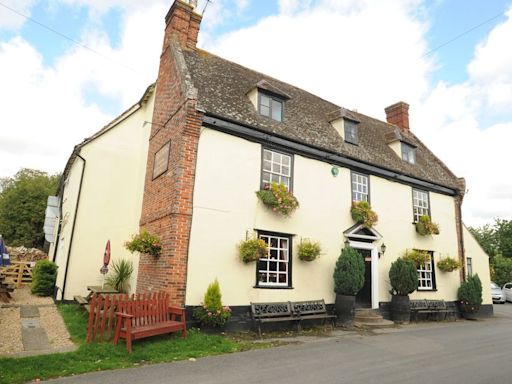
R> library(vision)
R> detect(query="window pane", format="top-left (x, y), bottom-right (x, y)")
top-left (263, 150), bottom-right (272, 160)
top-left (260, 105), bottom-right (270, 117)
top-left (260, 94), bottom-right (270, 107)
top-left (271, 99), bottom-right (282, 121)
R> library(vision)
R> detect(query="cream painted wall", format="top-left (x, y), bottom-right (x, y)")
top-left (186, 128), bottom-right (488, 307)
top-left (54, 92), bottom-right (154, 301)
top-left (463, 225), bottom-right (492, 305)
top-left (388, 141), bottom-right (401, 158)
top-left (330, 118), bottom-right (345, 140)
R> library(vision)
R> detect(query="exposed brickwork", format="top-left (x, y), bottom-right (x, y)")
top-left (137, 0), bottom-right (203, 306)
top-left (385, 101), bottom-right (409, 132)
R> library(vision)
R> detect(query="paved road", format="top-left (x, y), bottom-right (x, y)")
top-left (46, 305), bottom-right (512, 384)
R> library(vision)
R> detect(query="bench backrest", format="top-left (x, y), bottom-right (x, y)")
top-left (86, 293), bottom-right (130, 343)
top-left (410, 299), bottom-right (428, 310)
top-left (427, 300), bottom-right (447, 310)
top-left (291, 300), bottom-right (327, 315)
top-left (251, 302), bottom-right (293, 319)
top-left (117, 292), bottom-right (174, 327)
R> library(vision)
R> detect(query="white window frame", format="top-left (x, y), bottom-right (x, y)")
top-left (261, 149), bottom-right (292, 190)
top-left (402, 143), bottom-right (416, 164)
top-left (417, 252), bottom-right (435, 291)
top-left (412, 189), bottom-right (430, 222)
top-left (351, 172), bottom-right (369, 202)
top-left (466, 257), bottom-right (473, 276)
top-left (259, 93), bottom-right (283, 122)
top-left (257, 232), bottom-right (291, 288)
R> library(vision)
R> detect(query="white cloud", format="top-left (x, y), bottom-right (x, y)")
top-left (0, 0), bottom-right (37, 29)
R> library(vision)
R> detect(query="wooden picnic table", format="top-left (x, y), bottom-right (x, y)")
top-left (86, 285), bottom-right (118, 300)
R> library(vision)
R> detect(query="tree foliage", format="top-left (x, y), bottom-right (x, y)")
top-left (490, 255), bottom-right (512, 287)
top-left (469, 219), bottom-right (512, 259)
top-left (0, 168), bottom-right (60, 249)
top-left (333, 246), bottom-right (365, 295)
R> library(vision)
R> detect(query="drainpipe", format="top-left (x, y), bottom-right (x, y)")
top-left (454, 181), bottom-right (466, 283)
top-left (60, 153), bottom-right (86, 301)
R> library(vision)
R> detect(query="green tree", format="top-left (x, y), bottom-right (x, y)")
top-left (0, 168), bottom-right (60, 249)
top-left (490, 255), bottom-right (512, 287)
top-left (495, 219), bottom-right (512, 258)
top-left (469, 224), bottom-right (498, 258)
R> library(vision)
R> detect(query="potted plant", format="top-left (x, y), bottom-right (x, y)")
top-left (256, 182), bottom-right (299, 216)
top-left (350, 201), bottom-right (378, 228)
top-left (402, 249), bottom-right (431, 268)
top-left (389, 258), bottom-right (418, 323)
top-left (416, 215), bottom-right (440, 236)
top-left (437, 256), bottom-right (461, 272)
top-left (125, 229), bottom-right (162, 257)
top-left (105, 259), bottom-right (134, 293)
top-left (333, 246), bottom-right (365, 325)
top-left (297, 239), bottom-right (321, 262)
top-left (238, 238), bottom-right (267, 263)
top-left (457, 274), bottom-right (482, 320)
top-left (193, 279), bottom-right (232, 331)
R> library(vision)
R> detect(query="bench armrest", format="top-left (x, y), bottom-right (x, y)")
top-left (115, 312), bottom-right (134, 319)
top-left (168, 306), bottom-right (185, 315)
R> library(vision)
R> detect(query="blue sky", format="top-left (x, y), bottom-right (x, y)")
top-left (0, 0), bottom-right (511, 225)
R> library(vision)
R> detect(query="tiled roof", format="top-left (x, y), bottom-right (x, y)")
top-left (181, 48), bottom-right (461, 191)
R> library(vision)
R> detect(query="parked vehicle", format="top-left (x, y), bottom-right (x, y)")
top-left (503, 283), bottom-right (512, 302)
top-left (491, 282), bottom-right (506, 304)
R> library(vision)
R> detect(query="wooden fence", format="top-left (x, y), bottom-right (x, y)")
top-left (86, 293), bottom-right (130, 343)
top-left (0, 261), bottom-right (33, 288)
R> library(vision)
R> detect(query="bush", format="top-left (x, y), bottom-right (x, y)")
top-left (256, 182), bottom-right (299, 216)
top-left (436, 256), bottom-right (461, 272)
top-left (350, 201), bottom-right (378, 228)
top-left (458, 274), bottom-right (482, 312)
top-left (31, 260), bottom-right (58, 296)
top-left (389, 258), bottom-right (418, 296)
top-left (105, 259), bottom-right (134, 293)
top-left (297, 239), bottom-right (321, 261)
top-left (193, 279), bottom-right (231, 327)
top-left (238, 238), bottom-right (267, 263)
top-left (416, 215), bottom-right (440, 236)
top-left (333, 246), bottom-right (365, 295)
top-left (125, 229), bottom-right (162, 257)
top-left (490, 255), bottom-right (512, 287)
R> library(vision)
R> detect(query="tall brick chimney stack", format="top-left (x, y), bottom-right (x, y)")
top-left (163, 0), bottom-right (202, 50)
top-left (385, 101), bottom-right (410, 132)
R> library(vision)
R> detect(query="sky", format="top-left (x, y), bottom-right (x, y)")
top-left (0, 0), bottom-right (511, 227)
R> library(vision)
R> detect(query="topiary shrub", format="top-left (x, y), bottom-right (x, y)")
top-left (193, 279), bottom-right (231, 328)
top-left (31, 260), bottom-right (58, 296)
top-left (458, 274), bottom-right (482, 313)
top-left (333, 246), bottom-right (365, 295)
top-left (389, 258), bottom-right (418, 296)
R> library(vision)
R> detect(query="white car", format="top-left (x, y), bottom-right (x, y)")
top-left (491, 282), bottom-right (506, 304)
top-left (503, 282), bottom-right (512, 302)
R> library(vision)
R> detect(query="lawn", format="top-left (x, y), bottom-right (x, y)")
top-left (0, 305), bottom-right (270, 384)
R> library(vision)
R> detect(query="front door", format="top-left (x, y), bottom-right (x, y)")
top-left (355, 248), bottom-right (372, 308)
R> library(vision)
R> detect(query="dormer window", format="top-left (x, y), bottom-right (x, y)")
top-left (259, 93), bottom-right (283, 122)
top-left (402, 143), bottom-right (416, 164)
top-left (344, 119), bottom-right (358, 145)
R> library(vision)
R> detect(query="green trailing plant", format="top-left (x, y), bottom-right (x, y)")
top-left (436, 256), bottom-right (461, 272)
top-left (297, 239), bottom-right (321, 262)
top-left (402, 249), bottom-right (431, 267)
top-left (389, 258), bottom-right (418, 296)
top-left (457, 274), bottom-right (482, 313)
top-left (333, 246), bottom-right (365, 295)
top-left (31, 260), bottom-right (58, 296)
top-left (193, 279), bottom-right (232, 328)
top-left (256, 182), bottom-right (299, 216)
top-left (125, 229), bottom-right (162, 257)
top-left (350, 201), bottom-right (378, 228)
top-left (105, 259), bottom-right (134, 293)
top-left (416, 215), bottom-right (440, 236)
top-left (238, 238), bottom-right (268, 263)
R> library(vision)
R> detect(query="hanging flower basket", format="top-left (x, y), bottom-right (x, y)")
top-left (124, 229), bottom-right (162, 257)
top-left (256, 182), bottom-right (299, 216)
top-left (238, 238), bottom-right (268, 263)
top-left (416, 215), bottom-right (440, 236)
top-left (402, 249), bottom-right (431, 268)
top-left (297, 239), bottom-right (321, 262)
top-left (437, 256), bottom-right (461, 272)
top-left (350, 201), bottom-right (378, 228)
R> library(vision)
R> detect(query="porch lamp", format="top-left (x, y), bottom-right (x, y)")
top-left (380, 243), bottom-right (387, 258)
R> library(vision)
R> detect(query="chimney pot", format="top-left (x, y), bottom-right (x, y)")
top-left (385, 101), bottom-right (410, 132)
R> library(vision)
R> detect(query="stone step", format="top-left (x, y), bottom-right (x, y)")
top-left (354, 319), bottom-right (396, 329)
top-left (355, 308), bottom-right (380, 316)
top-left (354, 314), bottom-right (386, 323)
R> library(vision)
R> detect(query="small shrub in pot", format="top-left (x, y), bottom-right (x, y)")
top-left (457, 274), bottom-right (482, 319)
top-left (389, 258), bottom-right (418, 323)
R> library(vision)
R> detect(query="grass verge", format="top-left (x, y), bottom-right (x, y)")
top-left (0, 304), bottom-right (272, 384)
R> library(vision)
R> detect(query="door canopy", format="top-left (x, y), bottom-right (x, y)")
top-left (343, 223), bottom-right (382, 243)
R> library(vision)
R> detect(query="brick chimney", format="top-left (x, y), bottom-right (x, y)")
top-left (163, 0), bottom-right (202, 50)
top-left (385, 101), bottom-right (409, 132)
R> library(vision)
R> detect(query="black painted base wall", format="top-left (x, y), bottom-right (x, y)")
top-left (378, 301), bottom-right (494, 320)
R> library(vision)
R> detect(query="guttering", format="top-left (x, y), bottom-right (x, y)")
top-left (202, 114), bottom-right (458, 196)
top-left (60, 153), bottom-right (86, 301)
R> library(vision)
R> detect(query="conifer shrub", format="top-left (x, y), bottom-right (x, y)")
top-left (193, 279), bottom-right (231, 327)
top-left (458, 274), bottom-right (482, 313)
top-left (31, 260), bottom-right (58, 296)
top-left (389, 258), bottom-right (418, 296)
top-left (333, 246), bottom-right (365, 295)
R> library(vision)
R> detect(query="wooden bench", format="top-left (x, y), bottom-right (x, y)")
top-left (113, 292), bottom-right (187, 353)
top-left (291, 300), bottom-right (336, 330)
top-left (251, 300), bottom-right (335, 336)
top-left (410, 299), bottom-right (456, 321)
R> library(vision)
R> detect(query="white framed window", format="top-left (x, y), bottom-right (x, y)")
top-left (402, 143), bottom-right (416, 164)
top-left (344, 119), bottom-right (358, 145)
top-left (261, 149), bottom-right (292, 190)
top-left (351, 172), bottom-right (369, 202)
top-left (467, 257), bottom-right (473, 276)
top-left (259, 93), bottom-right (283, 122)
top-left (412, 189), bottom-right (430, 222)
top-left (417, 251), bottom-right (435, 291)
top-left (257, 232), bottom-right (291, 287)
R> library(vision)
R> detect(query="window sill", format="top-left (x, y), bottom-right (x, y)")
top-left (253, 285), bottom-right (294, 290)
top-left (417, 289), bottom-right (438, 292)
